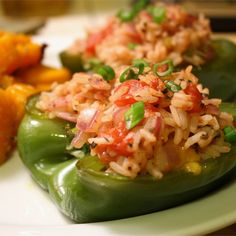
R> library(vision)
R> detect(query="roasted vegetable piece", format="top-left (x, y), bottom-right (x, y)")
top-left (16, 64), bottom-right (71, 85)
top-left (0, 32), bottom-right (72, 165)
top-left (0, 89), bottom-right (17, 164)
top-left (15, 64), bottom-right (71, 91)
top-left (0, 32), bottom-right (43, 75)
top-left (17, 97), bottom-right (236, 223)
top-left (6, 83), bottom-right (36, 125)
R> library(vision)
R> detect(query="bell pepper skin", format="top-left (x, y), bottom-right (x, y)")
top-left (193, 39), bottom-right (236, 102)
top-left (17, 97), bottom-right (236, 223)
top-left (17, 95), bottom-right (73, 189)
top-left (59, 51), bottom-right (85, 73)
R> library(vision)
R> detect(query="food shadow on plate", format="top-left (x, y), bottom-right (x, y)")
top-left (0, 150), bottom-right (24, 180)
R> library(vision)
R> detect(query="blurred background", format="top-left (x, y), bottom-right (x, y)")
top-left (0, 0), bottom-right (235, 33)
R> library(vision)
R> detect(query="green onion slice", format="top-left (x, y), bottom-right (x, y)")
top-left (132, 58), bottom-right (149, 67)
top-left (97, 65), bottom-right (115, 81)
top-left (119, 59), bottom-right (149, 83)
top-left (117, 10), bottom-right (135, 22)
top-left (148, 6), bottom-right (166, 24)
top-left (119, 67), bottom-right (137, 82)
top-left (153, 59), bottom-right (174, 77)
top-left (125, 101), bottom-right (145, 130)
top-left (165, 80), bottom-right (182, 93)
top-left (133, 0), bottom-right (150, 14)
top-left (224, 125), bottom-right (236, 143)
top-left (133, 58), bottom-right (149, 74)
top-left (117, 0), bottom-right (150, 22)
top-left (128, 42), bottom-right (138, 50)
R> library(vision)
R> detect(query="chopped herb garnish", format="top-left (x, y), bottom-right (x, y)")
top-left (97, 65), bottom-right (115, 81)
top-left (128, 42), bottom-right (138, 50)
top-left (125, 101), bottom-right (145, 129)
top-left (133, 0), bottom-right (150, 14)
top-left (119, 59), bottom-right (149, 83)
top-left (132, 58), bottom-right (149, 67)
top-left (147, 6), bottom-right (166, 24)
top-left (117, 10), bottom-right (135, 22)
top-left (70, 143), bottom-right (90, 159)
top-left (117, 0), bottom-right (150, 22)
top-left (165, 80), bottom-right (182, 92)
top-left (224, 126), bottom-right (236, 143)
top-left (119, 67), bottom-right (137, 82)
top-left (70, 127), bottom-right (78, 134)
top-left (84, 57), bottom-right (102, 71)
top-left (153, 59), bottom-right (174, 77)
top-left (81, 143), bottom-right (90, 154)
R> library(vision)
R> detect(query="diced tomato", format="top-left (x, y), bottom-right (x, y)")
top-left (115, 95), bottom-right (137, 107)
top-left (95, 121), bottom-right (133, 163)
top-left (85, 21), bottom-right (114, 55)
top-left (154, 116), bottom-right (162, 136)
top-left (149, 77), bottom-right (165, 91)
top-left (184, 83), bottom-right (203, 113)
top-left (127, 23), bottom-right (143, 44)
top-left (114, 80), bottom-right (147, 107)
top-left (184, 14), bottom-right (197, 26)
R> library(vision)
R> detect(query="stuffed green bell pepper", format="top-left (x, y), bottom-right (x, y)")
top-left (18, 62), bottom-right (236, 223)
top-left (59, 1), bottom-right (236, 102)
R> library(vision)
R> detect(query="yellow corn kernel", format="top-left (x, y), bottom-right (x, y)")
top-left (183, 162), bottom-right (202, 175)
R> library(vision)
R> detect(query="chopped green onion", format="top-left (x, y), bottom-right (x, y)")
top-left (136, 63), bottom-right (145, 75)
top-left (128, 42), bottom-right (138, 50)
top-left (97, 65), bottom-right (115, 81)
top-left (84, 57), bottom-right (102, 71)
top-left (224, 126), bottom-right (236, 143)
top-left (164, 80), bottom-right (182, 92)
top-left (117, 10), bottom-right (135, 22)
top-left (119, 67), bottom-right (137, 82)
top-left (117, 0), bottom-right (150, 22)
top-left (70, 127), bottom-right (78, 134)
top-left (125, 101), bottom-right (145, 129)
top-left (132, 59), bottom-right (149, 75)
top-left (81, 143), bottom-right (91, 154)
top-left (132, 58), bottom-right (149, 67)
top-left (148, 6), bottom-right (166, 24)
top-left (119, 59), bottom-right (150, 83)
top-left (133, 0), bottom-right (150, 14)
top-left (153, 59), bottom-right (174, 77)
top-left (70, 143), bottom-right (91, 159)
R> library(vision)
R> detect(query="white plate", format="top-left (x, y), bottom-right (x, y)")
top-left (1, 35), bottom-right (236, 236)
top-left (1, 151), bottom-right (236, 236)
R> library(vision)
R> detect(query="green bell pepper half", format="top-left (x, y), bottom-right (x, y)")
top-left (59, 39), bottom-right (236, 102)
top-left (193, 39), bottom-right (236, 102)
top-left (17, 96), bottom-right (236, 223)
